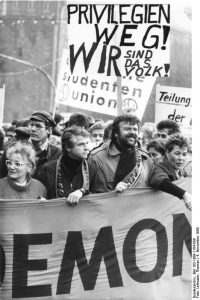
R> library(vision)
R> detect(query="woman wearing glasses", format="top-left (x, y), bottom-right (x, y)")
top-left (0, 141), bottom-right (46, 199)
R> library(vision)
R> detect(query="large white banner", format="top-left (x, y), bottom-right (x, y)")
top-left (0, 179), bottom-right (191, 300)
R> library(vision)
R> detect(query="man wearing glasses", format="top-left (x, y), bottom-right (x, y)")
top-left (28, 111), bottom-right (62, 176)
top-left (0, 110), bottom-right (62, 179)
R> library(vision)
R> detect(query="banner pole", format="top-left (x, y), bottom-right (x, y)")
top-left (115, 5), bottom-right (122, 117)
top-left (117, 76), bottom-right (122, 116)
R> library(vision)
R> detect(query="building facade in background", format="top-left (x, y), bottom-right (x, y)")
top-left (0, 1), bottom-right (64, 122)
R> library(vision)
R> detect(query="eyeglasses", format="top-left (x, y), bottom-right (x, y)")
top-left (6, 160), bottom-right (29, 168)
top-left (157, 133), bottom-right (167, 139)
top-left (149, 153), bottom-right (158, 158)
top-left (28, 122), bottom-right (46, 129)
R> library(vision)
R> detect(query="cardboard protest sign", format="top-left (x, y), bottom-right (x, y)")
top-left (0, 85), bottom-right (5, 127)
top-left (155, 84), bottom-right (192, 127)
top-left (0, 178), bottom-right (191, 299)
top-left (66, 4), bottom-right (170, 77)
top-left (55, 49), bottom-right (155, 117)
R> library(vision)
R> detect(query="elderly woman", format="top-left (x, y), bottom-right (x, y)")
top-left (150, 134), bottom-right (191, 210)
top-left (0, 141), bottom-right (46, 199)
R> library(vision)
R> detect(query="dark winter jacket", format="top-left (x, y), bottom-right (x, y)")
top-left (88, 142), bottom-right (154, 193)
top-left (35, 155), bottom-right (98, 199)
top-left (150, 157), bottom-right (189, 199)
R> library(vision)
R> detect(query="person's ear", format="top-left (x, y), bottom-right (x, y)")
top-left (47, 127), bottom-right (52, 135)
top-left (27, 163), bottom-right (33, 174)
top-left (166, 149), bottom-right (170, 159)
top-left (64, 144), bottom-right (71, 153)
top-left (114, 130), bottom-right (118, 138)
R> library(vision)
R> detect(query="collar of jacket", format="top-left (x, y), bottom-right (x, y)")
top-left (108, 143), bottom-right (121, 156)
top-left (30, 138), bottom-right (49, 154)
top-left (38, 139), bottom-right (49, 152)
top-left (55, 155), bottom-right (89, 198)
top-left (162, 156), bottom-right (186, 179)
top-left (108, 142), bottom-right (149, 160)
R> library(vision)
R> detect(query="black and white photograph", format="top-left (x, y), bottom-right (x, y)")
top-left (0, 1), bottom-right (194, 299)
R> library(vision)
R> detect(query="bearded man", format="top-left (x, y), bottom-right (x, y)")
top-left (88, 115), bottom-right (153, 193)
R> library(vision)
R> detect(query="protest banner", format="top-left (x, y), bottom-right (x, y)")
top-left (66, 4), bottom-right (170, 77)
top-left (55, 49), bottom-right (155, 118)
top-left (0, 84), bottom-right (5, 127)
top-left (0, 178), bottom-right (191, 300)
top-left (155, 84), bottom-right (192, 127)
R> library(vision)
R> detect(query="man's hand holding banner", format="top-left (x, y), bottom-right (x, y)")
top-left (0, 178), bottom-right (191, 299)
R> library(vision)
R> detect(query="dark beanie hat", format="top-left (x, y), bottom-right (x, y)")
top-left (30, 110), bottom-right (56, 127)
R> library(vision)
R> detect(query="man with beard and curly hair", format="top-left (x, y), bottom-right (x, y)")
top-left (88, 115), bottom-right (153, 193)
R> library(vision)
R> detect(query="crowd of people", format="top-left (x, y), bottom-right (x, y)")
top-left (0, 110), bottom-right (192, 210)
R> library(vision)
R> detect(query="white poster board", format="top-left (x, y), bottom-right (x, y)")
top-left (155, 84), bottom-right (192, 127)
top-left (66, 4), bottom-right (170, 77)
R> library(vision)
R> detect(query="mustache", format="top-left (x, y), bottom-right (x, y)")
top-left (126, 133), bottom-right (137, 139)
